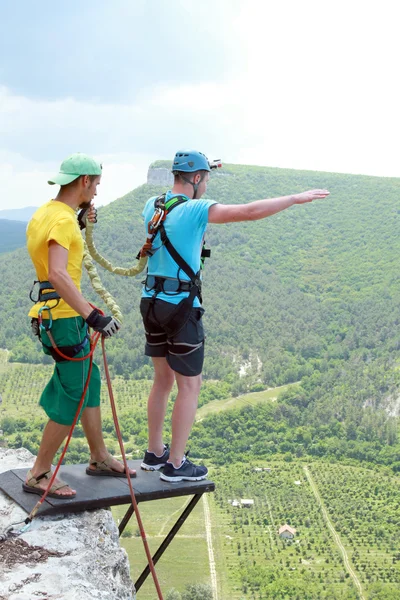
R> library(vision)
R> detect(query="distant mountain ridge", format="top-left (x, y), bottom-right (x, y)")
top-left (0, 219), bottom-right (26, 254)
top-left (0, 206), bottom-right (38, 222)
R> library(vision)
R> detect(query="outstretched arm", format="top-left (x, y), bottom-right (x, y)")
top-left (208, 190), bottom-right (330, 224)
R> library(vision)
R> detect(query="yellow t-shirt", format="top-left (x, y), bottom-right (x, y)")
top-left (27, 200), bottom-right (84, 319)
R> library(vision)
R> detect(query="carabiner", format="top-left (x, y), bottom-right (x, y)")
top-left (37, 306), bottom-right (53, 332)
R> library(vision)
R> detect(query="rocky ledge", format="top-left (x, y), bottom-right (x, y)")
top-left (0, 448), bottom-right (135, 600)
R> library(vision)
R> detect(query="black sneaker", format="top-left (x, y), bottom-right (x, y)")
top-left (159, 455), bottom-right (208, 482)
top-left (141, 445), bottom-right (170, 471)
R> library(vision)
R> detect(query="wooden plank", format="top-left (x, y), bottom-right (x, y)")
top-left (0, 460), bottom-right (215, 517)
top-left (0, 469), bottom-right (54, 514)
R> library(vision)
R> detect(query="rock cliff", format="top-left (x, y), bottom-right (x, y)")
top-left (0, 448), bottom-right (135, 600)
top-left (147, 166), bottom-right (173, 186)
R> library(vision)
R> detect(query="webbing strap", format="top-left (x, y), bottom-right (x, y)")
top-left (29, 280), bottom-right (61, 303)
top-left (159, 225), bottom-right (202, 301)
top-left (40, 330), bottom-right (90, 363)
top-left (159, 226), bottom-right (198, 283)
top-left (164, 195), bottom-right (188, 212)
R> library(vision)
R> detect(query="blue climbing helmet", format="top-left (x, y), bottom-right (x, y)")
top-left (172, 150), bottom-right (211, 173)
top-left (171, 150), bottom-right (222, 198)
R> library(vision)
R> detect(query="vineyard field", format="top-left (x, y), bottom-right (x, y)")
top-left (112, 461), bottom-right (400, 599)
top-left (309, 462), bottom-right (400, 598)
top-left (2, 356), bottom-right (400, 598)
top-left (210, 461), bottom-right (400, 599)
top-left (112, 496), bottom-right (210, 600)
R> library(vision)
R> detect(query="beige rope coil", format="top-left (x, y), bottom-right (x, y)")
top-left (83, 221), bottom-right (148, 322)
top-left (85, 221), bottom-right (148, 276)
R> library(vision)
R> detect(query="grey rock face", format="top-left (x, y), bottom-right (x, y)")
top-left (0, 448), bottom-right (135, 600)
top-left (147, 167), bottom-right (173, 186)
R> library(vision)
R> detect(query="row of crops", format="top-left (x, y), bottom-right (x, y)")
top-left (210, 461), bottom-right (400, 599)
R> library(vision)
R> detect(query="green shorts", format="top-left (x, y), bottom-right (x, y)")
top-left (39, 316), bottom-right (101, 426)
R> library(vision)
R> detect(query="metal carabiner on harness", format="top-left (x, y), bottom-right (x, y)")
top-left (37, 306), bottom-right (53, 332)
top-left (29, 280), bottom-right (61, 304)
top-left (148, 206), bottom-right (165, 235)
top-left (29, 280), bottom-right (40, 303)
top-left (140, 204), bottom-right (166, 258)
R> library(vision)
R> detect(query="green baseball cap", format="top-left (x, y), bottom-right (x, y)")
top-left (48, 153), bottom-right (102, 186)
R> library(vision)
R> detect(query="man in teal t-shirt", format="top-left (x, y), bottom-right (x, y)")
top-left (140, 149), bottom-right (330, 483)
top-left (141, 191), bottom-right (216, 308)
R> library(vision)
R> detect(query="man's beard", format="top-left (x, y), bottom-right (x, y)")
top-left (79, 200), bottom-right (92, 209)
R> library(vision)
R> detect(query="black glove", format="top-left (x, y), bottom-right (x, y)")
top-left (86, 309), bottom-right (121, 338)
top-left (78, 206), bottom-right (97, 230)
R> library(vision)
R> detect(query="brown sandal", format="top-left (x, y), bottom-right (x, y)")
top-left (86, 457), bottom-right (136, 478)
top-left (22, 469), bottom-right (76, 499)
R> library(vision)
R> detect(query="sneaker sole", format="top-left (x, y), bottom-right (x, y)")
top-left (159, 473), bottom-right (208, 482)
top-left (140, 462), bottom-right (165, 471)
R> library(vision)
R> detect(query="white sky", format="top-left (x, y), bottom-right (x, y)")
top-left (0, 0), bottom-right (399, 210)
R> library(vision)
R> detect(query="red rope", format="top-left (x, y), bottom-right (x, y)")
top-left (28, 330), bottom-right (101, 516)
top-left (101, 336), bottom-right (164, 599)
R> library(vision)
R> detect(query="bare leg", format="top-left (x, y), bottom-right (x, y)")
top-left (28, 420), bottom-right (76, 496)
top-left (147, 357), bottom-right (176, 455)
top-left (81, 406), bottom-right (135, 475)
top-left (169, 372), bottom-right (202, 468)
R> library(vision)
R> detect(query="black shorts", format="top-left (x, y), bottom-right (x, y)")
top-left (140, 298), bottom-right (205, 377)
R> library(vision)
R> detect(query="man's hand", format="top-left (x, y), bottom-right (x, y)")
top-left (293, 190), bottom-right (330, 204)
top-left (86, 309), bottom-right (121, 338)
top-left (78, 205), bottom-right (97, 230)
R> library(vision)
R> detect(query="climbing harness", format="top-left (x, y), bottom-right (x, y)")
top-left (30, 306), bottom-right (91, 362)
top-left (84, 193), bottom-right (210, 337)
top-left (140, 194), bottom-right (188, 257)
top-left (29, 280), bottom-right (60, 305)
top-left (141, 193), bottom-right (211, 337)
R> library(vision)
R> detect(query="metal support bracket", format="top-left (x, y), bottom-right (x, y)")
top-left (119, 493), bottom-right (203, 592)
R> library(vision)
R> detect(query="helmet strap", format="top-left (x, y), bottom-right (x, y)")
top-left (178, 172), bottom-right (205, 199)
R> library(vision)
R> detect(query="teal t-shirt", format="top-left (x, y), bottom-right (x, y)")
top-left (141, 191), bottom-right (217, 306)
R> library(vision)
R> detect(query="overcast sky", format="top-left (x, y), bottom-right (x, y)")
top-left (1, 0), bottom-right (399, 210)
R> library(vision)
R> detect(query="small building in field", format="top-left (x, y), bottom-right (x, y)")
top-left (278, 524), bottom-right (297, 539)
top-left (240, 499), bottom-right (254, 508)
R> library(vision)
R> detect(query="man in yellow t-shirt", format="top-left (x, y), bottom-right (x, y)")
top-left (24, 153), bottom-right (135, 500)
